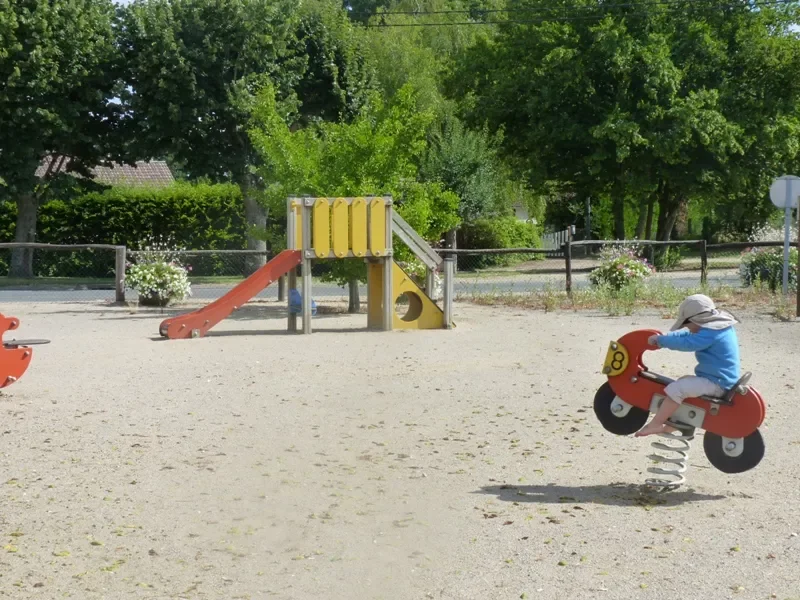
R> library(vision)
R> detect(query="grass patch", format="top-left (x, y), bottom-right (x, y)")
top-left (463, 280), bottom-right (797, 321)
top-left (0, 276), bottom-right (115, 289)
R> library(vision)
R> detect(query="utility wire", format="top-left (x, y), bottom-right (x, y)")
top-left (361, 0), bottom-right (798, 26)
top-left (353, 0), bottom-right (796, 17)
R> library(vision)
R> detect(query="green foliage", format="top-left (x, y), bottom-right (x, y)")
top-left (452, 0), bottom-right (800, 240)
top-left (118, 0), bottom-right (299, 181)
top-left (0, 0), bottom-right (125, 194)
top-left (739, 247), bottom-right (798, 292)
top-left (651, 246), bottom-right (683, 272)
top-left (420, 116), bottom-right (543, 222)
top-left (118, 0), bottom-right (375, 182)
top-left (0, 183), bottom-right (245, 277)
top-left (249, 82), bottom-right (461, 286)
top-left (589, 245), bottom-right (655, 291)
top-left (457, 217), bottom-right (542, 269)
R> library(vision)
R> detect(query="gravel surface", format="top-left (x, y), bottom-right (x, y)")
top-left (1, 301), bottom-right (798, 600)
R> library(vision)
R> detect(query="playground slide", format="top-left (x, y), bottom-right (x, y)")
top-left (159, 249), bottom-right (302, 339)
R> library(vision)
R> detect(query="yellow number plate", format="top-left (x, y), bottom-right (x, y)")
top-left (602, 341), bottom-right (629, 376)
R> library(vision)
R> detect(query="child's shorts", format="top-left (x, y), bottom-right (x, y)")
top-left (665, 376), bottom-right (725, 404)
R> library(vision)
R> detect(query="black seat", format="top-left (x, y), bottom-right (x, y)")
top-left (638, 370), bottom-right (751, 406)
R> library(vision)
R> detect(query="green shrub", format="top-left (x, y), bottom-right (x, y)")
top-left (457, 216), bottom-right (542, 269)
top-left (651, 246), bottom-right (683, 271)
top-left (0, 183), bottom-right (246, 278)
top-left (739, 246), bottom-right (798, 292)
top-left (589, 243), bottom-right (655, 290)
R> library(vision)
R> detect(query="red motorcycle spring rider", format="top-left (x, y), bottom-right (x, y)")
top-left (593, 329), bottom-right (766, 489)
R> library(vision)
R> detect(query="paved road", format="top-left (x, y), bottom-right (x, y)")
top-left (0, 271), bottom-right (741, 304)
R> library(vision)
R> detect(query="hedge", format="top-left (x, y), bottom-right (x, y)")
top-left (456, 216), bottom-right (543, 269)
top-left (0, 183), bottom-right (246, 278)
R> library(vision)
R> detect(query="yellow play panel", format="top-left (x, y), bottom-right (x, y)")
top-left (368, 261), bottom-right (447, 330)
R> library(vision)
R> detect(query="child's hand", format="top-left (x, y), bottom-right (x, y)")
top-left (647, 335), bottom-right (660, 348)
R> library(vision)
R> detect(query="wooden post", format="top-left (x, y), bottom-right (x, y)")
top-left (286, 198), bottom-right (298, 332)
top-left (115, 246), bottom-right (126, 303)
top-left (301, 199), bottom-right (312, 335)
top-left (564, 240), bottom-right (573, 296)
top-left (278, 275), bottom-right (286, 302)
top-left (700, 240), bottom-right (708, 287)
top-left (382, 198), bottom-right (393, 331)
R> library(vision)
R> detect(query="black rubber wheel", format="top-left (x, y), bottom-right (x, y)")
top-left (159, 326), bottom-right (168, 338)
top-left (593, 381), bottom-right (650, 435)
top-left (703, 429), bottom-right (765, 474)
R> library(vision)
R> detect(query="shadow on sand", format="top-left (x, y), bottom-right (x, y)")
top-left (475, 481), bottom-right (727, 508)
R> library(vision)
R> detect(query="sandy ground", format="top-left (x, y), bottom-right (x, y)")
top-left (1, 301), bottom-right (799, 600)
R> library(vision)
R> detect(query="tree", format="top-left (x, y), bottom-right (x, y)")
top-left (451, 0), bottom-right (800, 241)
top-left (0, 0), bottom-right (125, 277)
top-left (248, 82), bottom-right (460, 311)
top-left (118, 0), bottom-right (375, 272)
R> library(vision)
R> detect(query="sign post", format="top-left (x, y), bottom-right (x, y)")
top-left (768, 176), bottom-right (800, 295)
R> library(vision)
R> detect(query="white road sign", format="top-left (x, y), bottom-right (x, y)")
top-left (769, 175), bottom-right (800, 209)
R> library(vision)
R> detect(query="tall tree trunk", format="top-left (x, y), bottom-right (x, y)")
top-left (613, 196), bottom-right (625, 240)
top-left (612, 179), bottom-right (625, 239)
top-left (655, 184), bottom-right (686, 242)
top-left (674, 200), bottom-right (689, 239)
top-left (10, 193), bottom-right (37, 278)
top-left (661, 200), bottom-right (684, 242)
top-left (348, 279), bottom-right (360, 313)
top-left (239, 177), bottom-right (267, 276)
top-left (634, 198), bottom-right (649, 240)
top-left (644, 196), bottom-right (655, 240)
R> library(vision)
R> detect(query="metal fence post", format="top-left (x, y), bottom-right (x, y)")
top-left (700, 240), bottom-right (708, 286)
top-left (564, 240), bottom-right (573, 296)
top-left (443, 256), bottom-right (455, 329)
top-left (796, 205), bottom-right (799, 317)
top-left (115, 245), bottom-right (126, 303)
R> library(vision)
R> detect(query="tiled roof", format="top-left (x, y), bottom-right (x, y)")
top-left (36, 155), bottom-right (175, 187)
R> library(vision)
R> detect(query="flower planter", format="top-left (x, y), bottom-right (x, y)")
top-left (138, 293), bottom-right (174, 307)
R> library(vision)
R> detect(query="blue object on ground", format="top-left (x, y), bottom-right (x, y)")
top-left (288, 288), bottom-right (317, 316)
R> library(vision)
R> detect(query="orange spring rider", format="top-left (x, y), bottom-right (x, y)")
top-left (1, 313), bottom-right (49, 389)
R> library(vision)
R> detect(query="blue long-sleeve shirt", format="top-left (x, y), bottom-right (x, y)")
top-left (655, 326), bottom-right (741, 389)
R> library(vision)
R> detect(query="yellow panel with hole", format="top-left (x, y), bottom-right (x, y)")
top-left (331, 198), bottom-right (349, 257)
top-left (294, 203), bottom-right (303, 250)
top-left (369, 198), bottom-right (386, 256)
top-left (313, 198), bottom-right (330, 258)
top-left (391, 261), bottom-right (446, 330)
top-left (350, 198), bottom-right (367, 257)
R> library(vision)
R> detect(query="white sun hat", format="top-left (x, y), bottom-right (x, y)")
top-left (670, 294), bottom-right (738, 331)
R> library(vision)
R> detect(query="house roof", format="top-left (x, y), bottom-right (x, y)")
top-left (36, 155), bottom-right (175, 187)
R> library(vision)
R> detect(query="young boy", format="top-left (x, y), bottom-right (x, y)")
top-left (635, 294), bottom-right (741, 437)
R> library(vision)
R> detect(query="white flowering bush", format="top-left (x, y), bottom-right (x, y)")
top-left (589, 243), bottom-right (655, 291)
top-left (397, 257), bottom-right (443, 300)
top-left (749, 222), bottom-right (798, 243)
top-left (124, 236), bottom-right (192, 306)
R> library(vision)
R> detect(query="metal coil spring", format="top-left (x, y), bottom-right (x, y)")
top-left (644, 424), bottom-right (695, 490)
